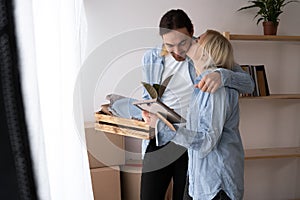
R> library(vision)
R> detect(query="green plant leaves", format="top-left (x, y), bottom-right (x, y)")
top-left (237, 0), bottom-right (299, 25)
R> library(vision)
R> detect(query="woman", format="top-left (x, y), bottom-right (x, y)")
top-left (157, 30), bottom-right (244, 200)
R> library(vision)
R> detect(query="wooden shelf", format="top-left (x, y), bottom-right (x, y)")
top-left (240, 94), bottom-right (300, 99)
top-left (245, 147), bottom-right (300, 160)
top-left (223, 32), bottom-right (300, 41)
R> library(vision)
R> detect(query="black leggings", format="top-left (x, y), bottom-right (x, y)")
top-left (140, 139), bottom-right (188, 200)
top-left (212, 190), bottom-right (231, 200)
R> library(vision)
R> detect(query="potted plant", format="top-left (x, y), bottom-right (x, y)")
top-left (238, 0), bottom-right (299, 35)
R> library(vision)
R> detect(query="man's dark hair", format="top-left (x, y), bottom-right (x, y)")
top-left (159, 9), bottom-right (194, 36)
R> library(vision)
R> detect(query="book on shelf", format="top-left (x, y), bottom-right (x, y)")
top-left (132, 75), bottom-right (185, 131)
top-left (253, 65), bottom-right (270, 96)
top-left (240, 64), bottom-right (270, 97)
top-left (240, 65), bottom-right (255, 96)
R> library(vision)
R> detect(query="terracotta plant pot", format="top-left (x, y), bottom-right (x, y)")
top-left (263, 21), bottom-right (279, 35)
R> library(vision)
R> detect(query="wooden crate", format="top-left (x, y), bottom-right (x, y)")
top-left (95, 112), bottom-right (154, 140)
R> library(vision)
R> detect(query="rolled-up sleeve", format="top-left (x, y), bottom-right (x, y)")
top-left (216, 64), bottom-right (254, 94)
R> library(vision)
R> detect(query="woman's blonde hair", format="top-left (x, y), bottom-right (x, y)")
top-left (200, 30), bottom-right (234, 70)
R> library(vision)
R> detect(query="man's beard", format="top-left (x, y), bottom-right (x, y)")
top-left (171, 52), bottom-right (186, 61)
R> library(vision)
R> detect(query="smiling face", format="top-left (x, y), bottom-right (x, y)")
top-left (187, 30), bottom-right (235, 75)
top-left (162, 28), bottom-right (193, 61)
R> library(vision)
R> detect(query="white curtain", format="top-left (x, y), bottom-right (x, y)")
top-left (14, 0), bottom-right (93, 199)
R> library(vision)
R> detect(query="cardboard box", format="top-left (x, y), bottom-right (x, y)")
top-left (120, 160), bottom-right (172, 200)
top-left (120, 161), bottom-right (142, 200)
top-left (85, 123), bottom-right (125, 168)
top-left (90, 166), bottom-right (121, 200)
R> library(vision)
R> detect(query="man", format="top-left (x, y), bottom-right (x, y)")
top-left (140, 9), bottom-right (254, 200)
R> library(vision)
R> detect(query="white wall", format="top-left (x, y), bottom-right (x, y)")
top-left (81, 0), bottom-right (300, 199)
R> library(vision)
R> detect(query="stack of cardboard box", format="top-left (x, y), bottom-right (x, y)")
top-left (85, 122), bottom-right (125, 200)
top-left (85, 122), bottom-right (173, 200)
top-left (120, 160), bottom-right (142, 200)
top-left (120, 159), bottom-right (173, 200)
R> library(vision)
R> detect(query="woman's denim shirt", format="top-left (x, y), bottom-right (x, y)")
top-left (142, 46), bottom-right (254, 158)
top-left (157, 69), bottom-right (244, 200)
